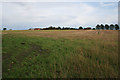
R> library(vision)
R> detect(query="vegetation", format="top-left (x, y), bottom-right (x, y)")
top-left (96, 24), bottom-right (119, 30)
top-left (92, 28), bottom-right (95, 30)
top-left (3, 28), bottom-right (7, 30)
top-left (105, 24), bottom-right (109, 30)
top-left (115, 24), bottom-right (119, 30)
top-left (96, 24), bottom-right (101, 30)
top-left (42, 26), bottom-right (79, 30)
top-left (3, 24), bottom-right (119, 31)
top-left (2, 30), bottom-right (118, 78)
top-left (101, 24), bottom-right (104, 30)
top-left (79, 26), bottom-right (83, 30)
top-left (110, 24), bottom-right (114, 30)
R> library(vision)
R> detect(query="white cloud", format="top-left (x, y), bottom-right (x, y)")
top-left (3, 0), bottom-right (120, 2)
top-left (100, 2), bottom-right (116, 7)
top-left (0, 2), bottom-right (2, 28)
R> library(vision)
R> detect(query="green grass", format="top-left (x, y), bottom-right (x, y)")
top-left (2, 30), bottom-right (118, 78)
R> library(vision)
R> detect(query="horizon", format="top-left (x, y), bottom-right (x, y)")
top-left (2, 23), bottom-right (119, 30)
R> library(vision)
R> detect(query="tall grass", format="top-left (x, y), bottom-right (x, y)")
top-left (2, 30), bottom-right (118, 78)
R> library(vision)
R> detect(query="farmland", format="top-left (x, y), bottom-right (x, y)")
top-left (2, 30), bottom-right (118, 78)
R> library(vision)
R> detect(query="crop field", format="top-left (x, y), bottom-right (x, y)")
top-left (2, 30), bottom-right (118, 78)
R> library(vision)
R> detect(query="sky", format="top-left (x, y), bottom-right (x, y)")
top-left (2, 0), bottom-right (120, 2)
top-left (2, 2), bottom-right (118, 30)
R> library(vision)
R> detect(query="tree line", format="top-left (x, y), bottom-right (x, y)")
top-left (42, 26), bottom-right (79, 30)
top-left (41, 24), bottom-right (119, 30)
top-left (96, 24), bottom-right (119, 30)
top-left (2, 24), bottom-right (119, 30)
top-left (41, 26), bottom-right (93, 30)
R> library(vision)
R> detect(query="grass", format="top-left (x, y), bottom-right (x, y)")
top-left (2, 30), bottom-right (118, 78)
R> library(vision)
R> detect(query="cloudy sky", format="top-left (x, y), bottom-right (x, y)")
top-left (2, 2), bottom-right (118, 30)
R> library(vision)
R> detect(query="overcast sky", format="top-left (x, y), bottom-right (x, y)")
top-left (2, 2), bottom-right (118, 30)
top-left (2, 0), bottom-right (120, 2)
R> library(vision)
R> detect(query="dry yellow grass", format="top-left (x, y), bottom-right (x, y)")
top-left (2, 30), bottom-right (118, 40)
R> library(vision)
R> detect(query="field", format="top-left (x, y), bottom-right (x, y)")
top-left (2, 30), bottom-right (118, 78)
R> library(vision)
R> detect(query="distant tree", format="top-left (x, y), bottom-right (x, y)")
top-left (67, 27), bottom-right (70, 30)
top-left (47, 26), bottom-right (57, 30)
top-left (92, 28), bottom-right (95, 30)
top-left (3, 28), bottom-right (7, 30)
top-left (115, 24), bottom-right (119, 30)
top-left (9, 29), bottom-right (12, 30)
top-left (49, 26), bottom-right (53, 30)
top-left (79, 26), bottom-right (83, 30)
top-left (105, 24), bottom-right (109, 30)
top-left (62, 27), bottom-right (65, 30)
top-left (70, 28), bottom-right (75, 30)
top-left (65, 27), bottom-right (70, 30)
top-left (58, 27), bottom-right (61, 30)
top-left (52, 27), bottom-right (55, 30)
top-left (110, 24), bottom-right (114, 30)
top-left (96, 24), bottom-right (100, 30)
top-left (101, 24), bottom-right (104, 30)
